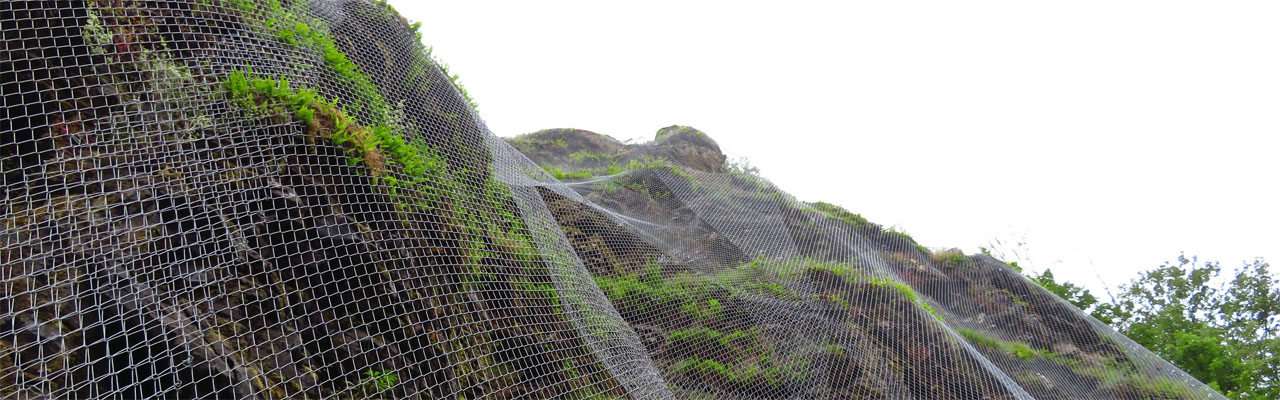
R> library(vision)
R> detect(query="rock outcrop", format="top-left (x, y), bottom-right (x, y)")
top-left (0, 1), bottom-right (1220, 399)
top-left (506, 127), bottom-right (1214, 400)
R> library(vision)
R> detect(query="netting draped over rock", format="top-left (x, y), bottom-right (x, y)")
top-left (0, 1), bottom-right (1224, 399)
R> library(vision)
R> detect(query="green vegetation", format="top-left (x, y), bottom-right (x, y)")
top-left (346, 370), bottom-right (398, 399)
top-left (955, 327), bottom-right (1047, 361)
top-left (594, 270), bottom-right (723, 321)
top-left (222, 71), bottom-right (447, 191)
top-left (198, 4), bottom-right (1272, 398)
top-left (723, 257), bottom-right (940, 317)
top-left (594, 257), bottom-right (941, 327)
top-left (1010, 252), bottom-right (1277, 399)
top-left (534, 155), bottom-right (697, 190)
top-left (230, 0), bottom-right (387, 122)
top-left (222, 0), bottom-right (474, 201)
top-left (1093, 255), bottom-right (1277, 399)
top-left (809, 201), bottom-right (870, 229)
top-left (720, 156), bottom-right (760, 178)
top-left (542, 166), bottom-right (594, 180)
top-left (956, 328), bottom-right (1195, 397)
top-left (680, 298), bottom-right (723, 320)
top-left (805, 202), bottom-right (929, 254)
top-left (671, 355), bottom-right (809, 390)
top-left (593, 178), bottom-right (651, 196)
top-left (1028, 269), bottom-right (1098, 311)
top-left (655, 125), bottom-right (700, 140)
top-left (930, 250), bottom-right (967, 267)
top-left (667, 327), bottom-right (760, 354)
top-left (233, 0), bottom-right (476, 116)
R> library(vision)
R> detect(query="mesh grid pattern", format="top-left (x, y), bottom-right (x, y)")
top-left (0, 1), bottom-right (1224, 399)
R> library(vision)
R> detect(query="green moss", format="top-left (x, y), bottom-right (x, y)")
top-left (810, 201), bottom-right (870, 229)
top-left (241, 0), bottom-right (391, 122)
top-left (672, 355), bottom-right (810, 389)
top-left (944, 253), bottom-right (966, 265)
top-left (956, 327), bottom-right (1045, 361)
top-left (237, 0), bottom-right (477, 122)
top-left (679, 298), bottom-right (723, 320)
top-left (804, 202), bottom-right (929, 253)
top-left (222, 71), bottom-right (447, 189)
top-left (534, 156), bottom-right (696, 188)
top-left (1110, 375), bottom-right (1198, 399)
top-left (825, 343), bottom-right (845, 356)
top-left (668, 327), bottom-right (761, 354)
top-left (654, 125), bottom-right (696, 140)
top-left (543, 166), bottom-right (594, 180)
top-left (827, 293), bottom-right (852, 309)
top-left (723, 257), bottom-right (939, 317)
top-left (594, 272), bottom-right (721, 320)
top-left (1011, 295), bottom-right (1030, 308)
top-left (1034, 347), bottom-right (1199, 398)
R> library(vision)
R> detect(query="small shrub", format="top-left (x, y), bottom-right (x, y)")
top-left (348, 369), bottom-right (398, 398)
top-left (930, 250), bottom-right (967, 266)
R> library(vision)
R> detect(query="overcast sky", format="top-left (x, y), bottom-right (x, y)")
top-left (388, 0), bottom-right (1279, 293)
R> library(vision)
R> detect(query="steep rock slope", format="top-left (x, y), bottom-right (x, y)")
top-left (0, 1), bottom-right (1221, 399)
top-left (506, 127), bottom-right (1220, 399)
top-left (1, 1), bottom-right (632, 398)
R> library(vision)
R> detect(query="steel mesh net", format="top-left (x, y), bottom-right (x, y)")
top-left (0, 1), bottom-right (1225, 399)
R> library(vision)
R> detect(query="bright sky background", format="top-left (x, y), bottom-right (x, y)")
top-left (389, 0), bottom-right (1279, 294)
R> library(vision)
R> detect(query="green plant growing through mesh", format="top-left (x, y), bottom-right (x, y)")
top-left (723, 257), bottom-right (940, 317)
top-left (515, 281), bottom-right (563, 312)
top-left (801, 202), bottom-right (930, 253)
top-left (594, 271), bottom-right (723, 321)
top-left (655, 125), bottom-right (700, 140)
top-left (671, 355), bottom-right (810, 390)
top-left (826, 293), bottom-right (852, 309)
top-left (668, 327), bottom-right (760, 355)
top-left (222, 71), bottom-right (449, 195)
top-left (951, 324), bottom-right (1196, 400)
top-left (809, 201), bottom-right (871, 229)
top-left (680, 298), bottom-right (723, 320)
top-left (1002, 334), bottom-right (1197, 399)
top-left (347, 369), bottom-right (398, 398)
top-left (236, 0), bottom-right (477, 116)
top-left (542, 166), bottom-right (594, 180)
top-left (931, 250), bottom-right (967, 267)
top-left (956, 327), bottom-right (1047, 362)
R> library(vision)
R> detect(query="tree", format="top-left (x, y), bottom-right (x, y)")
top-left (984, 233), bottom-right (1279, 396)
top-left (1028, 268), bottom-right (1100, 314)
top-left (1093, 255), bottom-right (1279, 399)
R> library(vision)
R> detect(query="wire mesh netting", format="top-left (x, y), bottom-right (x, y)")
top-left (0, 0), bottom-right (1226, 398)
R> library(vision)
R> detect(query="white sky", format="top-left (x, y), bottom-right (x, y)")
top-left (388, 0), bottom-right (1279, 294)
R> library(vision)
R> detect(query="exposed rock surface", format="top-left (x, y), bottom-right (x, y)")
top-left (0, 1), bottom-right (1217, 399)
top-left (509, 127), bottom-right (1214, 399)
top-left (508, 126), bottom-right (726, 174)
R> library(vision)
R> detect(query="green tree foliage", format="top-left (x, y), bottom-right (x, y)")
top-left (1047, 255), bottom-right (1278, 399)
top-left (1028, 269), bottom-right (1100, 313)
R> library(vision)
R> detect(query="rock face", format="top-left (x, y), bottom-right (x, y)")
top-left (0, 1), bottom-right (1221, 400)
top-left (508, 126), bottom-right (727, 175)
top-left (507, 129), bottom-right (1218, 399)
top-left (1, 1), bottom-right (625, 398)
